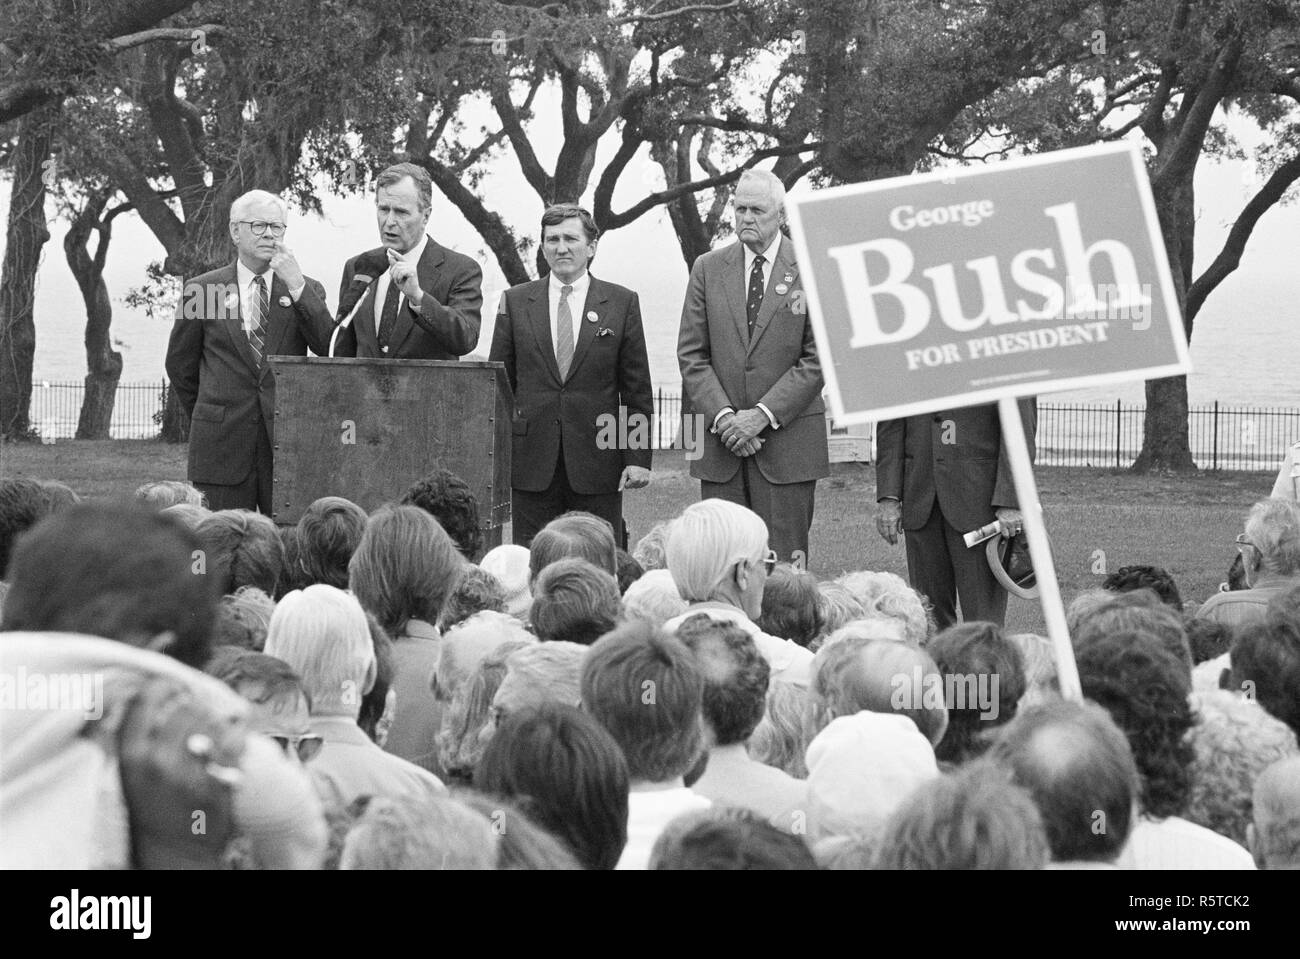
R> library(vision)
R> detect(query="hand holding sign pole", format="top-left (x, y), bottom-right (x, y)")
top-left (787, 140), bottom-right (1189, 701)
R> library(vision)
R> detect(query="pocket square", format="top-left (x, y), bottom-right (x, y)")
top-left (597, 327), bottom-right (614, 337)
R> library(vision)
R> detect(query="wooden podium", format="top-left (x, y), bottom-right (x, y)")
top-left (268, 357), bottom-right (512, 547)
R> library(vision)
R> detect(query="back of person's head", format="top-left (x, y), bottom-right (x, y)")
top-left (348, 504), bottom-right (462, 636)
top-left (340, 795), bottom-right (496, 869)
top-left (529, 557), bottom-right (621, 645)
top-left (437, 565), bottom-right (507, 633)
top-left (493, 641), bottom-right (587, 724)
top-left (873, 761), bottom-right (1051, 869)
top-left (1, 502), bottom-right (217, 668)
top-left (748, 679), bottom-right (811, 779)
top-left (277, 525), bottom-right (303, 597)
top-left (621, 568), bottom-right (687, 627)
top-left (452, 793), bottom-right (583, 869)
top-left (1072, 590), bottom-right (1193, 673)
top-left (160, 502), bottom-right (211, 530)
top-left (476, 702), bottom-right (630, 870)
top-left (1077, 629), bottom-right (1194, 818)
top-left (529, 511), bottom-right (617, 579)
top-left (580, 621), bottom-right (704, 784)
top-left (822, 617), bottom-right (908, 647)
top-left (836, 570), bottom-right (931, 645)
top-left (758, 565), bottom-right (823, 647)
top-left (632, 521), bottom-right (672, 571)
top-left (211, 586), bottom-right (276, 650)
top-left (134, 480), bottom-right (205, 509)
top-left (808, 633), bottom-right (948, 746)
top-left (1185, 617), bottom-right (1233, 666)
top-left (205, 647), bottom-right (312, 733)
top-left (265, 584), bottom-right (374, 719)
top-left (434, 610), bottom-right (533, 703)
top-left (0, 478), bottom-right (54, 579)
top-left (1186, 689), bottom-right (1299, 847)
top-left (927, 622), bottom-right (1026, 763)
top-left (196, 509), bottom-right (284, 597)
top-left (295, 496), bottom-right (366, 589)
top-left (400, 467), bottom-right (483, 562)
top-left (1102, 565), bottom-right (1183, 609)
top-left (815, 581), bottom-right (867, 646)
top-left (1252, 756), bottom-right (1300, 868)
top-left (615, 549), bottom-right (643, 595)
top-left (1006, 632), bottom-right (1060, 710)
top-left (1230, 620), bottom-right (1300, 738)
top-left (479, 543), bottom-right (532, 619)
top-left (38, 480), bottom-right (80, 512)
top-left (1245, 497), bottom-right (1300, 577)
top-left (675, 614), bottom-right (770, 747)
top-left (649, 807), bottom-right (818, 870)
top-left (990, 699), bottom-right (1139, 864)
top-left (438, 638), bottom-right (532, 782)
top-left (665, 499), bottom-right (767, 603)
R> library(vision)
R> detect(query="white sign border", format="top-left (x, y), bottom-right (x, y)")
top-left (785, 139), bottom-right (1192, 428)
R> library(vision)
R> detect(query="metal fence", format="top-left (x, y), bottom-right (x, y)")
top-left (24, 381), bottom-right (1299, 472)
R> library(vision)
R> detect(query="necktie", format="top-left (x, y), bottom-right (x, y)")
top-left (746, 253), bottom-right (766, 338)
top-left (556, 284), bottom-right (574, 379)
top-left (378, 279), bottom-right (400, 354)
top-left (248, 275), bottom-right (269, 366)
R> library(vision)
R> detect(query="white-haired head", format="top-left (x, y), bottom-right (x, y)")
top-left (230, 189), bottom-right (288, 225)
top-left (265, 584), bottom-right (374, 719)
top-left (667, 500), bottom-right (768, 616)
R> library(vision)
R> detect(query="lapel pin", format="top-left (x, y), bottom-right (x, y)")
top-left (774, 283), bottom-right (789, 295)
top-left (225, 293), bottom-right (240, 315)
top-left (586, 311), bottom-right (599, 323)
top-left (278, 295), bottom-right (292, 307)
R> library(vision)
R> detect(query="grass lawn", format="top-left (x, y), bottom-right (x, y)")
top-left (1, 440), bottom-right (1275, 633)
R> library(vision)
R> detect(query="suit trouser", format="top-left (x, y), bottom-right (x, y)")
top-left (701, 459), bottom-right (815, 566)
top-left (195, 423), bottom-right (273, 515)
top-left (904, 501), bottom-right (1006, 631)
top-left (511, 449), bottom-right (626, 550)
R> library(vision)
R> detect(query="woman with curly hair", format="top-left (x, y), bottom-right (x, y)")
top-left (1076, 630), bottom-right (1254, 868)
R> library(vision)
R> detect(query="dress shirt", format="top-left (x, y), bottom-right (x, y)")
top-left (548, 269), bottom-right (591, 361)
top-left (372, 232), bottom-right (430, 337)
top-left (236, 261), bottom-right (305, 328)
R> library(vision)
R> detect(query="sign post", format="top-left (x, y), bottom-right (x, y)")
top-left (786, 140), bottom-right (1190, 699)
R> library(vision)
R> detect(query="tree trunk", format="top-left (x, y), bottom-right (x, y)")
top-left (1132, 159), bottom-right (1197, 472)
top-left (65, 193), bottom-right (124, 440)
top-left (159, 383), bottom-right (188, 443)
top-left (1132, 375), bottom-right (1194, 472)
top-left (0, 104), bottom-right (56, 440)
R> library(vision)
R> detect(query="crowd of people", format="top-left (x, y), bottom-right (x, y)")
top-left (1, 471), bottom-right (1299, 870)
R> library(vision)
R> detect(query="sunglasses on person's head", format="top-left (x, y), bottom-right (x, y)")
top-left (271, 733), bottom-right (323, 762)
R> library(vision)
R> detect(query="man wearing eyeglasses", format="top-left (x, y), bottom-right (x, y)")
top-left (166, 190), bottom-right (335, 514)
top-left (1198, 499), bottom-right (1300, 628)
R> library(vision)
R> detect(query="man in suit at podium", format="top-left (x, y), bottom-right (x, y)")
top-left (166, 190), bottom-right (335, 514)
top-left (331, 162), bottom-right (482, 360)
top-left (490, 204), bottom-right (653, 548)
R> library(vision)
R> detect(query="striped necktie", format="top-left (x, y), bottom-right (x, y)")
top-left (248, 275), bottom-right (269, 365)
top-left (556, 284), bottom-right (574, 379)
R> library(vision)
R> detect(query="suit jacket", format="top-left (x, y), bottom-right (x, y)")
top-left (165, 263), bottom-right (334, 485)
top-left (489, 274), bottom-right (653, 495)
top-left (874, 400), bottom-right (1037, 534)
top-left (331, 238), bottom-right (482, 359)
top-left (677, 236), bottom-right (829, 484)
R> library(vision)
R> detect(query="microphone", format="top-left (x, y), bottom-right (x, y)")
top-left (328, 250), bottom-right (388, 357)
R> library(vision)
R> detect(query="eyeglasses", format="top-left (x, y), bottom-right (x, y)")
top-left (271, 733), bottom-right (323, 762)
top-left (237, 220), bottom-right (287, 237)
top-left (1234, 534), bottom-right (1258, 554)
top-left (761, 549), bottom-right (778, 574)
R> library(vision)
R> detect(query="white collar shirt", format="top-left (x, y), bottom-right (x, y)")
top-left (372, 233), bottom-right (430, 336)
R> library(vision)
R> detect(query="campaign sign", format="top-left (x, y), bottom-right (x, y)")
top-left (785, 141), bottom-right (1190, 425)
